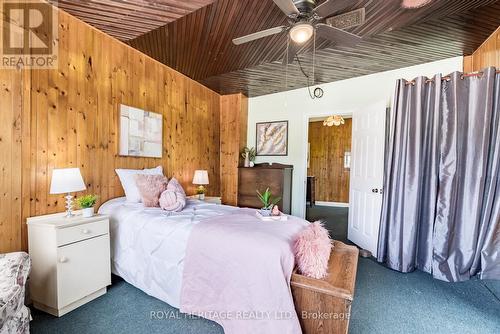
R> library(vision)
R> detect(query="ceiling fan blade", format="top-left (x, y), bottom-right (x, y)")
top-left (233, 26), bottom-right (287, 45)
top-left (313, 0), bottom-right (353, 18)
top-left (316, 23), bottom-right (362, 46)
top-left (283, 40), bottom-right (301, 65)
top-left (273, 0), bottom-right (300, 16)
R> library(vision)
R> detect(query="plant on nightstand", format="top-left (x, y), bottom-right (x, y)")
top-left (76, 194), bottom-right (98, 218)
top-left (256, 188), bottom-right (281, 216)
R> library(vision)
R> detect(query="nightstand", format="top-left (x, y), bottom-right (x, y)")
top-left (27, 212), bottom-right (111, 317)
top-left (187, 195), bottom-right (222, 205)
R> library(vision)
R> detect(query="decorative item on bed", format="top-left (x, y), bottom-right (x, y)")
top-left (256, 120), bottom-right (288, 156)
top-left (159, 178), bottom-right (187, 212)
top-left (115, 166), bottom-right (164, 202)
top-left (119, 104), bottom-right (162, 158)
top-left (192, 170), bottom-right (209, 200)
top-left (135, 174), bottom-right (169, 207)
top-left (293, 221), bottom-right (332, 279)
top-left (256, 187), bottom-right (281, 217)
top-left (50, 168), bottom-right (87, 218)
top-left (114, 166), bottom-right (190, 211)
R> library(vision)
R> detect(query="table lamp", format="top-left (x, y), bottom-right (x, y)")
top-left (50, 168), bottom-right (87, 217)
top-left (192, 170), bottom-right (209, 200)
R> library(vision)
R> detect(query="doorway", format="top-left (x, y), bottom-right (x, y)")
top-left (305, 115), bottom-right (352, 242)
top-left (302, 101), bottom-right (386, 255)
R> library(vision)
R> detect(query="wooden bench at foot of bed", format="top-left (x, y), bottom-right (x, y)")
top-left (291, 241), bottom-right (359, 334)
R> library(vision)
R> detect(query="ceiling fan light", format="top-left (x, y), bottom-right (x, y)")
top-left (290, 23), bottom-right (314, 44)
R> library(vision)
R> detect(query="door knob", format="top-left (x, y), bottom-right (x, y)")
top-left (372, 188), bottom-right (378, 193)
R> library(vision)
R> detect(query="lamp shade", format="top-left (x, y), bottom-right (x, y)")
top-left (50, 168), bottom-right (86, 194)
top-left (192, 170), bottom-right (209, 185)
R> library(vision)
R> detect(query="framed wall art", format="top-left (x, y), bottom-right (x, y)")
top-left (255, 120), bottom-right (288, 156)
top-left (119, 104), bottom-right (163, 158)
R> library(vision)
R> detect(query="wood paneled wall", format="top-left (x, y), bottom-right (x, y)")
top-left (464, 26), bottom-right (500, 72)
top-left (307, 120), bottom-right (352, 203)
top-left (220, 93), bottom-right (248, 206)
top-left (0, 9), bottom-right (221, 253)
top-left (0, 70), bottom-right (23, 252)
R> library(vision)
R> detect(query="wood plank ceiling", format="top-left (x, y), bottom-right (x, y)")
top-left (49, 0), bottom-right (216, 41)
top-left (54, 0), bottom-right (500, 97)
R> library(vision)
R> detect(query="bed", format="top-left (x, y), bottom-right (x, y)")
top-left (98, 197), bottom-right (240, 308)
top-left (99, 196), bottom-right (310, 334)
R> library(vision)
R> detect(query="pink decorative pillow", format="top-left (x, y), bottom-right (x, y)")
top-left (159, 190), bottom-right (186, 212)
top-left (134, 174), bottom-right (168, 207)
top-left (167, 177), bottom-right (186, 196)
top-left (293, 221), bottom-right (332, 279)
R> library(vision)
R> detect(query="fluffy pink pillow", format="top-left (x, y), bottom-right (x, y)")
top-left (293, 221), bottom-right (332, 279)
top-left (167, 177), bottom-right (186, 196)
top-left (134, 174), bottom-right (168, 207)
top-left (159, 190), bottom-right (186, 212)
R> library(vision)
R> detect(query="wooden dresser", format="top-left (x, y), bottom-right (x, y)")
top-left (238, 163), bottom-right (293, 214)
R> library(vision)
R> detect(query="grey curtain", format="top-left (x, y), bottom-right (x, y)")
top-left (377, 67), bottom-right (500, 282)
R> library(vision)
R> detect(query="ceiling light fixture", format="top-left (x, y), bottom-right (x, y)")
top-left (323, 115), bottom-right (345, 127)
top-left (289, 22), bottom-right (314, 44)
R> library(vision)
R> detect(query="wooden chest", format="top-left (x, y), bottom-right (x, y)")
top-left (291, 241), bottom-right (359, 334)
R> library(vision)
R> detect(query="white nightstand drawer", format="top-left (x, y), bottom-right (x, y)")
top-left (57, 220), bottom-right (109, 246)
top-left (57, 234), bottom-right (111, 309)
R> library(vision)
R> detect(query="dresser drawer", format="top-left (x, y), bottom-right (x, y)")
top-left (238, 168), bottom-right (284, 196)
top-left (56, 220), bottom-right (109, 246)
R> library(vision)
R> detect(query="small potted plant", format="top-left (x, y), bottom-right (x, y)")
top-left (256, 188), bottom-right (281, 216)
top-left (241, 147), bottom-right (256, 167)
top-left (76, 194), bottom-right (98, 218)
top-left (196, 187), bottom-right (206, 200)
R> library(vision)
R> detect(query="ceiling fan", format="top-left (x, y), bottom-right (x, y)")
top-left (232, 0), bottom-right (365, 64)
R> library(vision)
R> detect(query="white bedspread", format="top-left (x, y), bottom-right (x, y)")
top-left (98, 197), bottom-right (240, 308)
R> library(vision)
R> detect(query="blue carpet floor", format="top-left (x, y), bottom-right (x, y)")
top-left (30, 206), bottom-right (500, 334)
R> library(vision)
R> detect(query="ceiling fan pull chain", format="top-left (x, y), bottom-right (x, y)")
top-left (285, 35), bottom-right (289, 91)
top-left (312, 28), bottom-right (316, 87)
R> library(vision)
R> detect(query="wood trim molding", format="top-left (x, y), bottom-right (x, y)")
top-left (220, 93), bottom-right (248, 206)
top-left (463, 25), bottom-right (500, 72)
top-left (315, 201), bottom-right (350, 208)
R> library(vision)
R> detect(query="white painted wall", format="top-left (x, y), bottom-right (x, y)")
top-left (247, 56), bottom-right (463, 218)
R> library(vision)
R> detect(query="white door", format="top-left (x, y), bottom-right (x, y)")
top-left (348, 100), bottom-right (386, 257)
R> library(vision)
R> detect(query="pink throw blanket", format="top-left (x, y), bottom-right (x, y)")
top-left (180, 209), bottom-right (308, 334)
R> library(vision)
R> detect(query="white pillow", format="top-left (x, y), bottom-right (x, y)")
top-left (115, 166), bottom-right (164, 203)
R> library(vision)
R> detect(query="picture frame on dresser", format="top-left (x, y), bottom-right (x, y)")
top-left (255, 120), bottom-right (288, 156)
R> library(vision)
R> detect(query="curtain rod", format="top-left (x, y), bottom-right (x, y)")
top-left (404, 69), bottom-right (500, 86)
